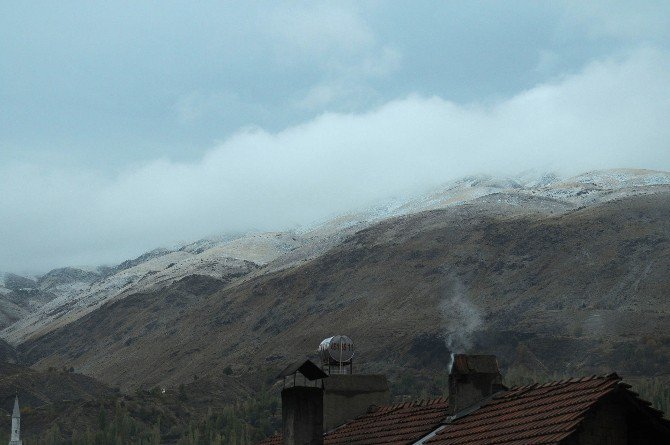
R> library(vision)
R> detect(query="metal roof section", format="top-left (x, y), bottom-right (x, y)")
top-left (277, 359), bottom-right (329, 381)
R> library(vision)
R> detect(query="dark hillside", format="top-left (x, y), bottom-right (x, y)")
top-left (0, 362), bottom-right (264, 444)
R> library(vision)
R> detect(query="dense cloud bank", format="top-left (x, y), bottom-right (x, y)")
top-left (2, 48), bottom-right (670, 271)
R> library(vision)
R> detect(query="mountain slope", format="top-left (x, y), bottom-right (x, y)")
top-left (18, 188), bottom-right (670, 390)
top-left (0, 273), bottom-right (58, 330)
top-left (2, 245), bottom-right (263, 345)
top-left (4, 169), bottom-right (668, 346)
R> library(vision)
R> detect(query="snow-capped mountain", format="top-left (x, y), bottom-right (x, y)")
top-left (2, 168), bottom-right (668, 345)
top-left (304, 168), bottom-right (670, 234)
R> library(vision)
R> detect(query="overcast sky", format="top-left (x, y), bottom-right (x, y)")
top-left (1, 1), bottom-right (670, 273)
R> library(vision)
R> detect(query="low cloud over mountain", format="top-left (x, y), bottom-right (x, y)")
top-left (2, 48), bottom-right (670, 272)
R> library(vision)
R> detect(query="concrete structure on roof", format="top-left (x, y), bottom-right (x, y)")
top-left (276, 359), bottom-right (390, 445)
top-left (259, 354), bottom-right (670, 445)
top-left (322, 374), bottom-right (390, 432)
top-left (8, 395), bottom-right (22, 445)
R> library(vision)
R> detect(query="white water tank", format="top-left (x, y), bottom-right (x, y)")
top-left (318, 335), bottom-right (354, 374)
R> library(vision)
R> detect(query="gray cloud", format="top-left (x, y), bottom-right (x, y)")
top-left (562, 1), bottom-right (670, 42)
top-left (4, 1), bottom-right (669, 172)
top-left (2, 47), bottom-right (669, 272)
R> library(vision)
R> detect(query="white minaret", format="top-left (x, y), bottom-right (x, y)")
top-left (8, 395), bottom-right (22, 445)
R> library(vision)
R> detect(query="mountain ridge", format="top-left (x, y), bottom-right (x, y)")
top-left (3, 168), bottom-right (668, 346)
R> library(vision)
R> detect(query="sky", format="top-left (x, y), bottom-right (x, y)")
top-left (1, 1), bottom-right (670, 273)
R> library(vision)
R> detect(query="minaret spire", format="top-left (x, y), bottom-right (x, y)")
top-left (9, 395), bottom-right (22, 445)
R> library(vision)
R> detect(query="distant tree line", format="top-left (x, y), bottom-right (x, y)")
top-left (6, 389), bottom-right (280, 445)
top-left (4, 368), bottom-right (667, 444)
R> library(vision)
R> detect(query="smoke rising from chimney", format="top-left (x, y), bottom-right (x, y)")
top-left (439, 278), bottom-right (483, 372)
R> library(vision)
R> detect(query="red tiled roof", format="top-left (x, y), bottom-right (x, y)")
top-left (259, 374), bottom-right (670, 445)
top-left (257, 397), bottom-right (449, 445)
top-left (427, 374), bottom-right (622, 445)
top-left (326, 397), bottom-right (449, 445)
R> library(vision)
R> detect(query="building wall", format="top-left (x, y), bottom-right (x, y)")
top-left (564, 403), bottom-right (626, 445)
top-left (322, 375), bottom-right (390, 432)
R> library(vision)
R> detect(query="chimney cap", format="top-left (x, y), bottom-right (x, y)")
top-left (278, 359), bottom-right (329, 381)
top-left (451, 354), bottom-right (500, 374)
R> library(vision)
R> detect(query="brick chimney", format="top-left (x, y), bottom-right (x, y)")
top-left (447, 354), bottom-right (505, 415)
top-left (282, 386), bottom-right (324, 445)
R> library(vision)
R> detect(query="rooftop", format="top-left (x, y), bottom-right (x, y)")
top-left (259, 397), bottom-right (449, 445)
top-left (429, 374), bottom-right (627, 444)
top-left (259, 374), bottom-right (670, 445)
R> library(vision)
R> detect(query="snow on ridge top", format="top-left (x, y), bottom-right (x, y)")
top-left (515, 171), bottom-right (560, 188)
top-left (199, 232), bottom-right (304, 265)
top-left (564, 169), bottom-right (670, 188)
top-left (302, 172), bottom-right (564, 237)
top-left (304, 169), bottom-right (669, 236)
top-left (1, 243), bottom-right (260, 345)
top-left (0, 274), bottom-right (8, 295)
top-left (177, 233), bottom-right (243, 255)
